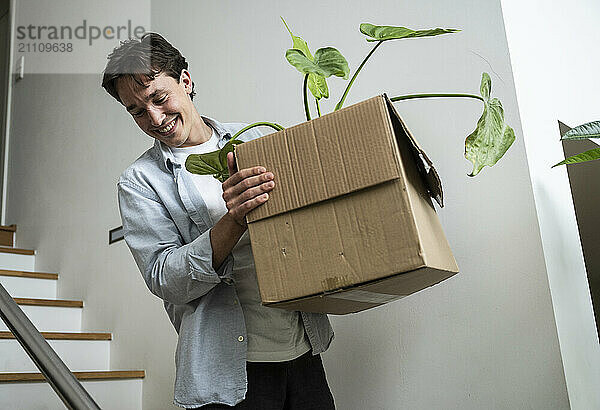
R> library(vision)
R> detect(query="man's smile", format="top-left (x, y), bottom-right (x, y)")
top-left (155, 115), bottom-right (179, 136)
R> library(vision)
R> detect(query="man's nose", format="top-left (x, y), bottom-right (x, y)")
top-left (147, 107), bottom-right (166, 127)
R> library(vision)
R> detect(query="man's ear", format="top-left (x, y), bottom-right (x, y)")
top-left (180, 69), bottom-right (193, 95)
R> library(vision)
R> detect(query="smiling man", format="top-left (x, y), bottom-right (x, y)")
top-left (101, 33), bottom-right (335, 409)
top-left (117, 67), bottom-right (211, 148)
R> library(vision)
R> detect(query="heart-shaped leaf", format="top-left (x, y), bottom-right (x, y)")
top-left (313, 47), bottom-right (350, 80)
top-left (281, 18), bottom-right (348, 101)
top-left (360, 23), bottom-right (460, 42)
top-left (285, 47), bottom-right (349, 80)
top-left (186, 150), bottom-right (228, 181)
top-left (186, 122), bottom-right (284, 182)
top-left (285, 49), bottom-right (330, 77)
top-left (561, 120), bottom-right (600, 141)
top-left (552, 147), bottom-right (600, 167)
top-left (185, 138), bottom-right (245, 183)
top-left (464, 72), bottom-right (516, 177)
top-left (282, 18), bottom-right (326, 100)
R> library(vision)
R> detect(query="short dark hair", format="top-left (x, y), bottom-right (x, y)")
top-left (101, 32), bottom-right (195, 103)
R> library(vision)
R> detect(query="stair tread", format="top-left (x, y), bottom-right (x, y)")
top-left (0, 331), bottom-right (111, 340)
top-left (0, 269), bottom-right (58, 280)
top-left (13, 298), bottom-right (83, 308)
top-left (0, 246), bottom-right (34, 255)
top-left (0, 370), bottom-right (145, 382)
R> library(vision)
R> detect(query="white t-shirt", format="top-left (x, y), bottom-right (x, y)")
top-left (170, 129), bottom-right (311, 362)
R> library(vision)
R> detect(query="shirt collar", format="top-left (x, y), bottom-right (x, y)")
top-left (154, 115), bottom-right (232, 172)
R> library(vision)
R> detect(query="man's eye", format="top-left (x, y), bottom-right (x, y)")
top-left (155, 96), bottom-right (167, 104)
top-left (132, 110), bottom-right (145, 118)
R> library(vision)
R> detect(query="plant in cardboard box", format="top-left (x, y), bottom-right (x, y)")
top-left (552, 121), bottom-right (600, 167)
top-left (185, 18), bottom-right (507, 313)
top-left (186, 18), bottom-right (516, 181)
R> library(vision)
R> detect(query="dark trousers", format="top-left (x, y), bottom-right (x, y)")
top-left (199, 351), bottom-right (336, 409)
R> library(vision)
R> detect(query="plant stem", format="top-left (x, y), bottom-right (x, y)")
top-left (335, 40), bottom-right (384, 111)
top-left (315, 98), bottom-right (321, 117)
top-left (390, 93), bottom-right (484, 102)
top-left (231, 121), bottom-right (285, 140)
top-left (303, 74), bottom-right (311, 121)
top-left (281, 16), bottom-right (293, 37)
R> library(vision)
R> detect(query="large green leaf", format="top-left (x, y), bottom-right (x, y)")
top-left (464, 72), bottom-right (516, 177)
top-left (186, 150), bottom-right (228, 182)
top-left (281, 18), bottom-right (348, 101)
top-left (360, 23), bottom-right (460, 42)
top-left (285, 47), bottom-right (349, 79)
top-left (281, 18), bottom-right (326, 100)
top-left (285, 49), bottom-right (330, 77)
top-left (185, 138), bottom-right (244, 182)
top-left (552, 147), bottom-right (600, 167)
top-left (561, 120), bottom-right (600, 141)
top-left (313, 47), bottom-right (349, 79)
top-left (186, 122), bottom-right (285, 182)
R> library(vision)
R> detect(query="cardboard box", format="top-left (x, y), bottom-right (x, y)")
top-left (235, 94), bottom-right (459, 314)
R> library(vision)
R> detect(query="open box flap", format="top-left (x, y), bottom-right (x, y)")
top-left (383, 94), bottom-right (444, 207)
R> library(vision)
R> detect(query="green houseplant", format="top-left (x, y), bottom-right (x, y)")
top-left (552, 121), bottom-right (600, 167)
top-left (186, 18), bottom-right (516, 181)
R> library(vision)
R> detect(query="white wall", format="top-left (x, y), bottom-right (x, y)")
top-left (501, 0), bottom-right (600, 408)
top-left (5, 0), bottom-right (581, 408)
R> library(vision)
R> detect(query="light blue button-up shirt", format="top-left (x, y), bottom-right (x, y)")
top-left (117, 116), bottom-right (335, 408)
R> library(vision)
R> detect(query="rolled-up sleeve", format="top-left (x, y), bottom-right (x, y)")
top-left (117, 180), bottom-right (233, 305)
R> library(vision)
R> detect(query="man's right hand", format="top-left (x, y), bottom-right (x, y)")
top-left (222, 152), bottom-right (275, 228)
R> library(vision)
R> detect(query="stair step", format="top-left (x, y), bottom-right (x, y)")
top-left (0, 370), bottom-right (145, 382)
top-left (0, 269), bottom-right (58, 279)
top-left (0, 225), bottom-right (15, 247)
top-left (0, 378), bottom-right (143, 409)
top-left (13, 297), bottom-right (83, 308)
top-left (0, 333), bottom-right (111, 372)
top-left (0, 251), bottom-right (35, 271)
top-left (0, 331), bottom-right (111, 340)
top-left (0, 247), bottom-right (34, 256)
top-left (0, 303), bottom-right (82, 332)
top-left (0, 271), bottom-right (58, 299)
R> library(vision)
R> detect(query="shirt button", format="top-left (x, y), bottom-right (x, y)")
top-left (238, 336), bottom-right (244, 342)
top-left (233, 299), bottom-right (238, 305)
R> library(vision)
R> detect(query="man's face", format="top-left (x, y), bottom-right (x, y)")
top-left (116, 71), bottom-right (198, 148)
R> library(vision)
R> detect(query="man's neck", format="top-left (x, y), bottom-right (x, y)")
top-left (183, 109), bottom-right (213, 146)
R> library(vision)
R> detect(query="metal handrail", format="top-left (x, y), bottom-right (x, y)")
top-left (0, 283), bottom-right (101, 409)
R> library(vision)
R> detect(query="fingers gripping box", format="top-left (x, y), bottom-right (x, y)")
top-left (234, 94), bottom-right (459, 314)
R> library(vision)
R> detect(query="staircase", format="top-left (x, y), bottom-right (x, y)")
top-left (0, 225), bottom-right (145, 409)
